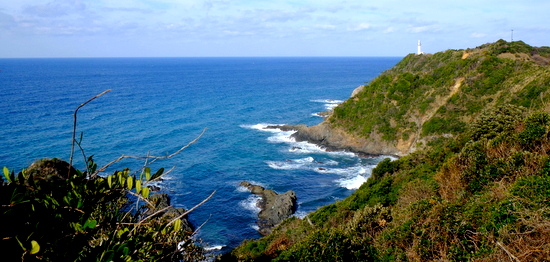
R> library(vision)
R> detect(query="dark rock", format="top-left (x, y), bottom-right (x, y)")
top-left (264, 124), bottom-right (308, 132)
top-left (146, 193), bottom-right (193, 232)
top-left (24, 158), bottom-right (78, 181)
top-left (240, 181), bottom-right (297, 235)
top-left (149, 185), bottom-right (161, 192)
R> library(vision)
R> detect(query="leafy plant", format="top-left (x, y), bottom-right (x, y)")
top-left (1, 91), bottom-right (213, 261)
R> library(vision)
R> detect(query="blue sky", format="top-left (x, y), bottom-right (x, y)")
top-left (1, 0), bottom-right (548, 57)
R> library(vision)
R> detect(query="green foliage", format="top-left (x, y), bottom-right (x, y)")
top-left (308, 203), bottom-right (337, 225)
top-left (519, 112), bottom-right (550, 148)
top-left (371, 158), bottom-right (398, 180)
top-left (275, 228), bottom-right (376, 262)
top-left (468, 104), bottom-right (524, 141)
top-left (511, 157), bottom-right (550, 207)
top-left (422, 116), bottom-right (466, 136)
top-left (0, 158), bottom-right (203, 261)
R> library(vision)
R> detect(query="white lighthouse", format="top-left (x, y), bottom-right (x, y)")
top-left (417, 40), bottom-right (423, 55)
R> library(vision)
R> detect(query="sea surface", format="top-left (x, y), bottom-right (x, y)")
top-left (0, 57), bottom-right (400, 253)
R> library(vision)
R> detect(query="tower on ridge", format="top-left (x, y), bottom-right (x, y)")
top-left (417, 40), bottom-right (423, 55)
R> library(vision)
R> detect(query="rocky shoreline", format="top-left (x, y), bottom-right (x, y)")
top-left (266, 123), bottom-right (403, 158)
top-left (240, 181), bottom-right (297, 235)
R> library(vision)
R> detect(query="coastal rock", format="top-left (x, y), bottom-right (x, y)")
top-left (291, 122), bottom-right (405, 157)
top-left (351, 85), bottom-right (366, 98)
top-left (240, 181), bottom-right (297, 235)
top-left (265, 124), bottom-right (307, 132)
top-left (24, 158), bottom-right (78, 181)
top-left (146, 193), bottom-right (193, 233)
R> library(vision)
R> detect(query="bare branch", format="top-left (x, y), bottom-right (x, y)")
top-left (94, 128), bottom-right (207, 175)
top-left (166, 190), bottom-right (216, 227)
top-left (126, 190), bottom-right (154, 207)
top-left (70, 89), bottom-right (112, 168)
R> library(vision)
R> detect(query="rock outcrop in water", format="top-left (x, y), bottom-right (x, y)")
top-left (240, 181), bottom-right (297, 235)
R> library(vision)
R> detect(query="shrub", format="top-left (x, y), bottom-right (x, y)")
top-left (518, 112), bottom-right (550, 148)
top-left (1, 160), bottom-right (206, 261)
top-left (468, 104), bottom-right (524, 141)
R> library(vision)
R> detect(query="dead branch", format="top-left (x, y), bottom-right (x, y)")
top-left (70, 89), bottom-right (111, 168)
top-left (126, 190), bottom-right (154, 207)
top-left (94, 128), bottom-right (207, 176)
top-left (167, 190), bottom-right (216, 227)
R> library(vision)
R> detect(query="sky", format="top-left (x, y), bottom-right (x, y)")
top-left (0, 0), bottom-right (549, 57)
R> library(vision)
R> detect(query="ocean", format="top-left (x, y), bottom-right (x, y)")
top-left (0, 57), bottom-right (400, 253)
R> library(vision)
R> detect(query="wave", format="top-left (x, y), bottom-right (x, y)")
top-left (246, 123), bottom-right (356, 157)
top-left (239, 194), bottom-right (262, 214)
top-left (311, 99), bottom-right (344, 111)
top-left (204, 245), bottom-right (226, 251)
top-left (266, 157), bottom-right (316, 170)
top-left (337, 175), bottom-right (367, 190)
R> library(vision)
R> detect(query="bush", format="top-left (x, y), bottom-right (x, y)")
top-left (1, 160), bottom-right (205, 262)
top-left (468, 104), bottom-right (524, 141)
top-left (519, 112), bottom-right (550, 148)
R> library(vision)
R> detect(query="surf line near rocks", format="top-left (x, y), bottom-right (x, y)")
top-left (240, 181), bottom-right (297, 235)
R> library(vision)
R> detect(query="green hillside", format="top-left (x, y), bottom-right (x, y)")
top-left (224, 40), bottom-right (550, 261)
top-left (331, 39), bottom-right (550, 155)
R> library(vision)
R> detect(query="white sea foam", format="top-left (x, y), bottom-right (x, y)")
top-left (266, 157), bottom-right (315, 170)
top-left (241, 123), bottom-right (288, 133)
top-left (236, 180), bottom-right (266, 193)
top-left (267, 130), bottom-right (297, 143)
top-left (337, 175), bottom-right (367, 190)
top-left (314, 164), bottom-right (375, 189)
top-left (311, 99), bottom-right (344, 111)
top-left (239, 194), bottom-right (262, 214)
top-left (293, 210), bottom-right (309, 219)
top-left (204, 245), bottom-right (226, 251)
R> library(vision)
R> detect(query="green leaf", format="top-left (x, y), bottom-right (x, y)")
top-left (107, 175), bottom-right (113, 188)
top-left (144, 167), bottom-right (151, 181)
top-left (136, 180), bottom-right (142, 194)
top-left (141, 187), bottom-right (150, 198)
top-left (118, 172), bottom-right (124, 185)
top-left (150, 168), bottom-right (165, 181)
top-left (3, 166), bottom-right (12, 183)
top-left (30, 240), bottom-right (40, 255)
top-left (83, 219), bottom-right (97, 229)
top-left (173, 218), bottom-right (181, 232)
top-left (126, 176), bottom-right (133, 190)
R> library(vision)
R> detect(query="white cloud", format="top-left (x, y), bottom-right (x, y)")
top-left (384, 26), bottom-right (395, 33)
top-left (348, 23), bottom-right (372, 31)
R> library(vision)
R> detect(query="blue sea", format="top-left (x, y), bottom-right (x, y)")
top-left (0, 57), bottom-right (400, 253)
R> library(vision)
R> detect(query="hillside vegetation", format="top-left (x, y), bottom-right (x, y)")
top-left (224, 40), bottom-right (550, 261)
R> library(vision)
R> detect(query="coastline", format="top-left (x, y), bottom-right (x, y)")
top-left (266, 123), bottom-right (402, 159)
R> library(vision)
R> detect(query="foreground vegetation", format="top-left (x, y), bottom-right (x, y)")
top-left (225, 40), bottom-right (550, 261)
top-left (0, 91), bottom-right (210, 261)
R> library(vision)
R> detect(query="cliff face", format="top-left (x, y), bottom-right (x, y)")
top-left (291, 122), bottom-right (406, 156)
top-left (294, 39), bottom-right (550, 156)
